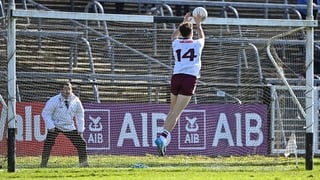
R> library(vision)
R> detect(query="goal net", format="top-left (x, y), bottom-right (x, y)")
top-left (0, 1), bottom-right (317, 168)
top-left (266, 26), bottom-right (318, 156)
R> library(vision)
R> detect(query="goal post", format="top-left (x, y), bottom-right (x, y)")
top-left (305, 19), bottom-right (316, 171)
top-left (7, 0), bottom-right (17, 173)
top-left (3, 2), bottom-right (318, 171)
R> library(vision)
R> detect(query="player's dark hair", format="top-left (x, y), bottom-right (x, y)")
top-left (179, 22), bottom-right (193, 37)
top-left (60, 81), bottom-right (72, 90)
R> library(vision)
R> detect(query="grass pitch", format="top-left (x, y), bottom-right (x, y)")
top-left (0, 155), bottom-right (319, 179)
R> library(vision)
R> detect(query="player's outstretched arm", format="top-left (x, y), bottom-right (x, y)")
top-left (194, 14), bottom-right (204, 40)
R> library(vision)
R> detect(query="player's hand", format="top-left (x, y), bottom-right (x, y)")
top-left (194, 13), bottom-right (202, 24)
top-left (183, 12), bottom-right (192, 22)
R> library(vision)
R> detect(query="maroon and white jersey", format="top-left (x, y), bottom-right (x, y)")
top-left (172, 38), bottom-right (205, 78)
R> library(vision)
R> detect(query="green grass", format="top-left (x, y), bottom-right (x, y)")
top-left (0, 155), bottom-right (319, 179)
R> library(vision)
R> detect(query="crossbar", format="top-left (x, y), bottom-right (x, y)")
top-left (11, 9), bottom-right (318, 27)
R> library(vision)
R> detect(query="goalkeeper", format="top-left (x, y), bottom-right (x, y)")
top-left (40, 81), bottom-right (89, 168)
